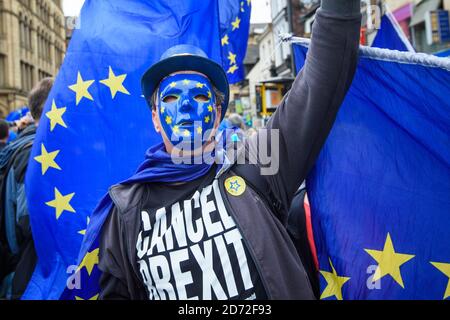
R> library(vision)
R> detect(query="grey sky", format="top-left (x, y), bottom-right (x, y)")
top-left (63, 0), bottom-right (271, 23)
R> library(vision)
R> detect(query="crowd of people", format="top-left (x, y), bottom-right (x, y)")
top-left (0, 78), bottom-right (54, 299)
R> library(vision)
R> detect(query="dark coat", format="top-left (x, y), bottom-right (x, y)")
top-left (98, 3), bottom-right (362, 300)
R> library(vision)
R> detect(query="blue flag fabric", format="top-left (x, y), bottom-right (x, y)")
top-left (219, 0), bottom-right (252, 83)
top-left (435, 48), bottom-right (450, 58)
top-left (294, 42), bottom-right (450, 300)
top-left (6, 107), bottom-right (29, 122)
top-left (372, 13), bottom-right (414, 52)
top-left (23, 0), bottom-right (224, 300)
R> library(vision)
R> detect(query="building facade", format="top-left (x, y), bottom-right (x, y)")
top-left (246, 23), bottom-right (273, 125)
top-left (271, 0), bottom-right (292, 77)
top-left (409, 0), bottom-right (450, 53)
top-left (0, 0), bottom-right (66, 118)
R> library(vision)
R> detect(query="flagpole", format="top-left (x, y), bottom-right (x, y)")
top-left (286, 36), bottom-right (450, 71)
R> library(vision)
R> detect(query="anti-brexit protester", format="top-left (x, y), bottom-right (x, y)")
top-left (95, 0), bottom-right (362, 300)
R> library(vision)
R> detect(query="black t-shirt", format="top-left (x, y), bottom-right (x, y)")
top-left (135, 168), bottom-right (267, 300)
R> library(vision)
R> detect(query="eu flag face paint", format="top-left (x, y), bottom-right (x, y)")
top-left (158, 73), bottom-right (217, 147)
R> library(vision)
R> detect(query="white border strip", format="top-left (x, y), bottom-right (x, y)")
top-left (290, 36), bottom-right (450, 71)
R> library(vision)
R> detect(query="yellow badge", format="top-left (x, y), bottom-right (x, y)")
top-left (225, 176), bottom-right (246, 197)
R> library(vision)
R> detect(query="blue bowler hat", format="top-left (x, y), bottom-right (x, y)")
top-left (141, 44), bottom-right (229, 118)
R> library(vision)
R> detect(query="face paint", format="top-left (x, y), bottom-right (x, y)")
top-left (157, 73), bottom-right (217, 147)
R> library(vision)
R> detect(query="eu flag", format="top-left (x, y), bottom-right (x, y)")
top-left (23, 0), bottom-right (224, 300)
top-left (372, 12), bottom-right (414, 52)
top-left (294, 42), bottom-right (450, 299)
top-left (219, 0), bottom-right (252, 83)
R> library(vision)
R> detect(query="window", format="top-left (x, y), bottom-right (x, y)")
top-left (0, 54), bottom-right (5, 87)
top-left (19, 13), bottom-right (24, 47)
top-left (37, 27), bottom-right (41, 57)
top-left (21, 61), bottom-right (34, 92)
top-left (24, 17), bottom-right (29, 50)
top-left (38, 69), bottom-right (51, 80)
top-left (261, 44), bottom-right (265, 62)
top-left (0, 1), bottom-right (4, 36)
top-left (55, 43), bottom-right (63, 68)
top-left (28, 20), bottom-right (33, 51)
top-left (45, 34), bottom-right (50, 61)
top-left (19, 15), bottom-right (33, 51)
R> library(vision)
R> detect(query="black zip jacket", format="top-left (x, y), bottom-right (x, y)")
top-left (98, 0), bottom-right (361, 300)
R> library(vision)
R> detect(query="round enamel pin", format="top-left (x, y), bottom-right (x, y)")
top-left (225, 176), bottom-right (246, 196)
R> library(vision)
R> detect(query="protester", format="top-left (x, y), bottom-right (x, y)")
top-left (0, 120), bottom-right (9, 152)
top-left (227, 113), bottom-right (245, 130)
top-left (0, 77), bottom-right (54, 299)
top-left (91, 0), bottom-right (361, 300)
top-left (12, 113), bottom-right (35, 135)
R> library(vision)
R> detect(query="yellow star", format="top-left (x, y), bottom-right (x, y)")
top-left (77, 248), bottom-right (99, 276)
top-left (208, 105), bottom-right (213, 112)
top-left (183, 130), bottom-right (190, 137)
top-left (75, 294), bottom-right (99, 300)
top-left (165, 115), bottom-right (172, 125)
top-left (197, 126), bottom-right (203, 135)
top-left (45, 100), bottom-right (67, 132)
top-left (204, 115), bottom-right (210, 123)
top-left (182, 79), bottom-right (190, 85)
top-left (207, 91), bottom-right (212, 99)
top-left (240, 1), bottom-right (245, 12)
top-left (228, 51), bottom-right (237, 65)
top-left (173, 125), bottom-right (180, 134)
top-left (364, 233), bottom-right (415, 288)
top-left (160, 106), bottom-right (165, 114)
top-left (319, 258), bottom-right (350, 300)
top-left (196, 83), bottom-right (205, 89)
top-left (170, 82), bottom-right (177, 88)
top-left (68, 72), bottom-right (95, 105)
top-left (99, 66), bottom-right (130, 99)
top-left (78, 217), bottom-right (90, 236)
top-left (430, 261), bottom-right (450, 299)
top-left (247, 0), bottom-right (251, 6)
top-left (232, 17), bottom-right (241, 31)
top-left (227, 64), bottom-right (239, 74)
top-left (34, 144), bottom-right (61, 175)
top-left (221, 34), bottom-right (229, 46)
top-left (46, 188), bottom-right (76, 220)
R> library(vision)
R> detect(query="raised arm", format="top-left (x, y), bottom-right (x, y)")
top-left (253, 0), bottom-right (361, 216)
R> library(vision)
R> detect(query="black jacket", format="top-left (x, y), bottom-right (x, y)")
top-left (0, 125), bottom-right (37, 299)
top-left (98, 1), bottom-right (361, 300)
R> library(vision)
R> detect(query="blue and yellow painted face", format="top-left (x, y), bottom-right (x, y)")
top-left (158, 73), bottom-right (217, 147)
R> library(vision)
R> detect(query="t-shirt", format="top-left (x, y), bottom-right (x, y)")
top-left (135, 168), bottom-right (267, 300)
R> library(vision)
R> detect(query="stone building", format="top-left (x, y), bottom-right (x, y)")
top-left (0, 0), bottom-right (66, 118)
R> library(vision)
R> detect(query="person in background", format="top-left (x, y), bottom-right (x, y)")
top-left (221, 113), bottom-right (246, 143)
top-left (0, 120), bottom-right (10, 152)
top-left (227, 113), bottom-right (245, 130)
top-left (0, 78), bottom-right (54, 299)
top-left (10, 113), bottom-right (35, 136)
